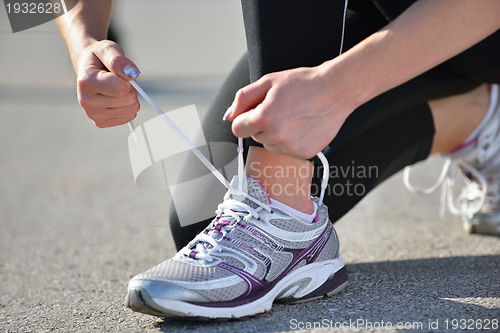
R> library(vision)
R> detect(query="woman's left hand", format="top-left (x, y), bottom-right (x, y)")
top-left (225, 65), bottom-right (355, 160)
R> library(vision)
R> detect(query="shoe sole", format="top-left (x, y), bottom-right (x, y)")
top-left (125, 257), bottom-right (347, 320)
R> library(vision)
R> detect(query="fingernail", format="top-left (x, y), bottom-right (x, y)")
top-left (223, 106), bottom-right (233, 121)
top-left (124, 65), bottom-right (140, 79)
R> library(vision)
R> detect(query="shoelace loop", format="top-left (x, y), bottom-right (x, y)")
top-left (180, 197), bottom-right (265, 262)
top-left (404, 158), bottom-right (487, 218)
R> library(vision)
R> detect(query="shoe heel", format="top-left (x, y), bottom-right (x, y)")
top-left (277, 266), bottom-right (348, 304)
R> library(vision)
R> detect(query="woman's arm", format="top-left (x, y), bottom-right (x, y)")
top-left (227, 0), bottom-right (500, 159)
top-left (56, 0), bottom-right (112, 73)
top-left (334, 0), bottom-right (500, 110)
top-left (56, 0), bottom-right (141, 128)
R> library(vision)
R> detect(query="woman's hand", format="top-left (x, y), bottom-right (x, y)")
top-left (55, 0), bottom-right (141, 128)
top-left (76, 40), bottom-right (141, 128)
top-left (226, 0), bottom-right (500, 160)
top-left (226, 65), bottom-right (356, 159)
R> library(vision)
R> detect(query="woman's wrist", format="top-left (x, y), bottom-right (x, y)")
top-left (56, 0), bottom-right (111, 74)
top-left (317, 55), bottom-right (372, 121)
top-left (69, 37), bottom-right (99, 75)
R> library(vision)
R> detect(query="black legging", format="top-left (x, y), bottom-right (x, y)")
top-left (169, 0), bottom-right (500, 250)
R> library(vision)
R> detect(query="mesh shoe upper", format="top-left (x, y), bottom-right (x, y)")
top-left (129, 176), bottom-right (341, 304)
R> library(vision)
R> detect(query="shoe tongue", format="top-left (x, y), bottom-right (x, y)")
top-left (189, 177), bottom-right (270, 256)
top-left (229, 176), bottom-right (270, 209)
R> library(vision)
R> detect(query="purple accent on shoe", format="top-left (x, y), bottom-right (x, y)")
top-left (218, 262), bottom-right (266, 297)
top-left (222, 235), bottom-right (233, 242)
top-left (313, 212), bottom-right (319, 224)
top-left (214, 220), bottom-right (231, 232)
top-left (250, 177), bottom-right (271, 204)
top-left (448, 138), bottom-right (477, 154)
top-left (187, 223), bottom-right (335, 308)
top-left (188, 251), bottom-right (197, 259)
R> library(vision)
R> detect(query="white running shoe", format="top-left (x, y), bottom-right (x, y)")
top-left (405, 84), bottom-right (500, 236)
top-left (125, 176), bottom-right (347, 320)
top-left (125, 135), bottom-right (347, 320)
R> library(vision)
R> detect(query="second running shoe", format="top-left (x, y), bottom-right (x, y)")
top-left (405, 84), bottom-right (500, 236)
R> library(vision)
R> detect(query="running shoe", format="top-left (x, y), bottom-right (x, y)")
top-left (404, 84), bottom-right (500, 236)
top-left (125, 176), bottom-right (348, 320)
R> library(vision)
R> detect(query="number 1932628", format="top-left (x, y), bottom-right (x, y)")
top-left (445, 319), bottom-right (498, 330)
top-left (6, 2), bottom-right (62, 14)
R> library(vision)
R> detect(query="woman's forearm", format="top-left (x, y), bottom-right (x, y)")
top-left (55, 0), bottom-right (112, 73)
top-left (322, 0), bottom-right (500, 110)
top-left (56, 0), bottom-right (141, 129)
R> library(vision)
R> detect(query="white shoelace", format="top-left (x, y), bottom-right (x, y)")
top-left (404, 159), bottom-right (487, 218)
top-left (180, 196), bottom-right (266, 262)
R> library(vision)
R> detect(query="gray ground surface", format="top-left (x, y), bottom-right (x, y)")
top-left (1, 2), bottom-right (499, 332)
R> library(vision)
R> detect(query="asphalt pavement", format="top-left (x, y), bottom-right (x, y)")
top-left (1, 2), bottom-right (499, 332)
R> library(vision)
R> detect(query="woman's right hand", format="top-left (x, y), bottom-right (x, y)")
top-left (76, 40), bottom-right (141, 128)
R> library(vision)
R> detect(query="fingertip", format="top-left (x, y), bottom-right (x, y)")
top-left (222, 106), bottom-right (233, 121)
top-left (230, 112), bottom-right (249, 137)
top-left (225, 102), bottom-right (248, 121)
top-left (93, 41), bottom-right (139, 80)
top-left (124, 64), bottom-right (140, 80)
